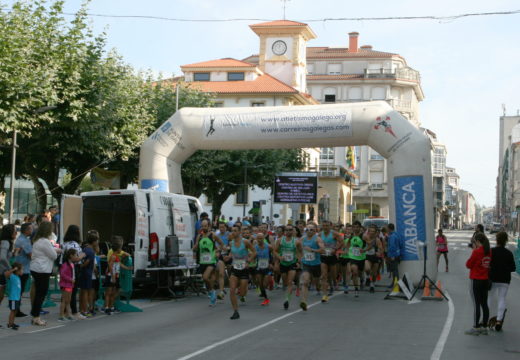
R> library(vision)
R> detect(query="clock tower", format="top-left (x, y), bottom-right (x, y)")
top-left (250, 20), bottom-right (316, 93)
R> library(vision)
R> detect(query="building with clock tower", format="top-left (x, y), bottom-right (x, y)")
top-left (249, 20), bottom-right (316, 93)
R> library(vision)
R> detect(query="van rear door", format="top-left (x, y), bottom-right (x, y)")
top-left (135, 191), bottom-right (149, 272)
top-left (60, 195), bottom-right (82, 243)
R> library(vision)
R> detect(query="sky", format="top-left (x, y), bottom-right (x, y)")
top-left (30, 0), bottom-right (520, 207)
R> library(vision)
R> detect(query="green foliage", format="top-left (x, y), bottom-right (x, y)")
top-left (181, 149), bottom-right (305, 216)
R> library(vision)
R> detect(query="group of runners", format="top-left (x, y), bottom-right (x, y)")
top-left (192, 219), bottom-right (389, 320)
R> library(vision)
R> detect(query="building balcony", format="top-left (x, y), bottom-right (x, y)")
top-left (387, 98), bottom-right (412, 112)
top-left (364, 67), bottom-right (421, 83)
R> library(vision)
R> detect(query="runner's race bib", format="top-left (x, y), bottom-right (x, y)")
top-left (324, 248), bottom-right (334, 256)
top-left (201, 253), bottom-right (212, 263)
top-left (233, 259), bottom-right (246, 270)
top-left (304, 251), bottom-right (315, 261)
top-left (258, 258), bottom-right (269, 269)
top-left (351, 247), bottom-right (361, 257)
top-left (282, 251), bottom-right (294, 262)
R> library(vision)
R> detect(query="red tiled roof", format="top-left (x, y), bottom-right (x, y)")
top-left (182, 58), bottom-right (256, 68)
top-left (307, 47), bottom-right (399, 59)
top-left (250, 20), bottom-right (308, 27)
top-left (307, 74), bottom-right (364, 80)
top-left (186, 74), bottom-right (298, 94)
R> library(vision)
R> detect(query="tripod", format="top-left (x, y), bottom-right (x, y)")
top-left (410, 244), bottom-right (449, 301)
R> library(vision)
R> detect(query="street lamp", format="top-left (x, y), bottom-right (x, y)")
top-left (8, 105), bottom-right (56, 223)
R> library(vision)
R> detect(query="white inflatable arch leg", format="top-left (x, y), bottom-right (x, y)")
top-left (139, 102), bottom-right (436, 285)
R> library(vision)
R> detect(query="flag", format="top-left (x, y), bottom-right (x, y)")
top-left (346, 146), bottom-right (356, 170)
top-left (90, 168), bottom-right (121, 189)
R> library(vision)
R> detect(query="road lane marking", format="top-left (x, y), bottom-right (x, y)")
top-left (177, 294), bottom-right (339, 360)
top-left (430, 291), bottom-right (454, 360)
top-left (27, 325), bottom-right (65, 333)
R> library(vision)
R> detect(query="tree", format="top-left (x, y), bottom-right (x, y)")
top-left (181, 149), bottom-right (306, 217)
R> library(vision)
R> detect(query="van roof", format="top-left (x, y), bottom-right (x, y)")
top-left (81, 189), bottom-right (200, 201)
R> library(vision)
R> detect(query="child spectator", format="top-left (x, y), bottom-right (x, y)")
top-left (104, 236), bottom-right (131, 315)
top-left (6, 262), bottom-right (23, 330)
top-left (61, 224), bottom-right (85, 317)
top-left (78, 231), bottom-right (98, 318)
top-left (58, 249), bottom-right (79, 321)
top-left (89, 231), bottom-right (103, 315)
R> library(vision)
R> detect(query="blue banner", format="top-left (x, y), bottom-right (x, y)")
top-left (394, 176), bottom-right (426, 261)
top-left (141, 179), bottom-right (168, 192)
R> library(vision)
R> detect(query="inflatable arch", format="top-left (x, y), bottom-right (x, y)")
top-left (139, 101), bottom-right (436, 284)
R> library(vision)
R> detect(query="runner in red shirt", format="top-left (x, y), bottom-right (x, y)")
top-left (435, 229), bottom-right (449, 272)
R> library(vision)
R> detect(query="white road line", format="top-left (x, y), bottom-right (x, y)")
top-left (177, 294), bottom-right (338, 360)
top-left (27, 325), bottom-right (65, 333)
top-left (430, 291), bottom-right (454, 360)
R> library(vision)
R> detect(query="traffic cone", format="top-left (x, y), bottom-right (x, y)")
top-left (423, 279), bottom-right (431, 297)
top-left (391, 277), bottom-right (400, 293)
top-left (434, 281), bottom-right (443, 300)
top-left (376, 273), bottom-right (381, 281)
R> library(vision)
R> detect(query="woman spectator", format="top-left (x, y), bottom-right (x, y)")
top-left (30, 221), bottom-right (61, 326)
top-left (465, 232), bottom-right (492, 335)
top-left (488, 231), bottom-right (516, 331)
top-left (0, 224), bottom-right (17, 308)
top-left (61, 225), bottom-right (85, 317)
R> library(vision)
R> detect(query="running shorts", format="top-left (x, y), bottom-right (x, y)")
top-left (198, 264), bottom-right (216, 275)
top-left (350, 259), bottom-right (365, 271)
top-left (321, 255), bottom-right (338, 266)
top-left (231, 268), bottom-right (250, 280)
top-left (280, 263), bottom-right (299, 273)
top-left (339, 257), bottom-right (350, 266)
top-left (366, 255), bottom-right (381, 264)
top-left (302, 264), bottom-right (321, 278)
top-left (255, 268), bottom-right (270, 276)
top-left (8, 300), bottom-right (20, 311)
top-left (103, 275), bottom-right (120, 289)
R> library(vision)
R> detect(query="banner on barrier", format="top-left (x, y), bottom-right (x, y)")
top-left (394, 176), bottom-right (426, 261)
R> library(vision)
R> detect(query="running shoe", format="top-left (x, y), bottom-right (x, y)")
top-left (7, 323), bottom-right (19, 330)
top-left (77, 313), bottom-right (88, 319)
top-left (209, 292), bottom-right (217, 307)
top-left (104, 309), bottom-right (112, 316)
top-left (354, 288), bottom-right (359, 298)
top-left (343, 285), bottom-right (349, 294)
top-left (376, 274), bottom-right (382, 281)
top-left (321, 295), bottom-right (329, 303)
top-left (81, 312), bottom-right (92, 318)
top-left (240, 296), bottom-right (246, 304)
top-left (369, 286), bottom-right (375, 293)
top-left (464, 327), bottom-right (480, 336)
top-left (230, 311), bottom-right (240, 320)
top-left (495, 321), bottom-right (503, 331)
top-left (40, 310), bottom-right (49, 315)
top-left (15, 311), bottom-right (28, 318)
top-left (66, 316), bottom-right (75, 321)
top-left (58, 317), bottom-right (68, 322)
top-left (261, 299), bottom-right (270, 306)
top-left (283, 300), bottom-right (289, 310)
top-left (217, 292), bottom-right (225, 300)
top-left (300, 301), bottom-right (307, 311)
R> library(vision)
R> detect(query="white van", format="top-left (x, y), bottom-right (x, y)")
top-left (61, 189), bottom-right (203, 284)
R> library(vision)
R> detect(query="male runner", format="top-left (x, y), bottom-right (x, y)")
top-left (298, 224), bottom-right (324, 310)
top-left (345, 221), bottom-right (366, 298)
top-left (320, 220), bottom-right (342, 302)
top-left (274, 225), bottom-right (302, 310)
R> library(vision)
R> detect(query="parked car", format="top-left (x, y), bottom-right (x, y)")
top-left (489, 222), bottom-right (502, 234)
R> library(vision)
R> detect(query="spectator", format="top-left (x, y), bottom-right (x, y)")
top-left (30, 221), bottom-right (62, 326)
top-left (78, 231), bottom-right (97, 318)
top-left (227, 216), bottom-right (235, 228)
top-left (195, 212), bottom-right (209, 235)
top-left (488, 231), bottom-right (516, 331)
top-left (104, 235), bottom-right (131, 315)
top-left (0, 224), bottom-right (17, 308)
top-left (6, 262), bottom-right (23, 330)
top-left (61, 225), bottom-right (85, 317)
top-left (59, 248), bottom-right (79, 321)
top-left (470, 224), bottom-right (484, 248)
top-left (14, 222), bottom-right (33, 317)
top-left (465, 232), bottom-right (491, 335)
top-left (48, 205), bottom-right (60, 236)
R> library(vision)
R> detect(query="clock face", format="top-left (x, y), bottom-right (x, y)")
top-left (272, 40), bottom-right (287, 56)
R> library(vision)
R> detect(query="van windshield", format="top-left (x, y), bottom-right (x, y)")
top-left (83, 195), bottom-right (136, 253)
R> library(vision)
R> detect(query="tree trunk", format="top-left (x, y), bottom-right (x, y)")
top-left (30, 174), bottom-right (47, 214)
top-left (210, 191), bottom-right (229, 221)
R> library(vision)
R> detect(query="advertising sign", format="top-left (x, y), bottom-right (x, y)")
top-left (394, 176), bottom-right (426, 261)
top-left (274, 172), bottom-right (318, 204)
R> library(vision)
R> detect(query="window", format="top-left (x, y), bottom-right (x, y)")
top-left (370, 150), bottom-right (384, 160)
top-left (228, 72), bottom-right (245, 81)
top-left (320, 147), bottom-right (334, 160)
top-left (370, 171), bottom-right (384, 185)
top-left (371, 87), bottom-right (386, 100)
top-left (236, 187), bottom-right (248, 204)
top-left (251, 102), bottom-right (265, 107)
top-left (213, 102), bottom-right (224, 107)
top-left (319, 167), bottom-right (337, 176)
top-left (327, 64), bottom-right (341, 75)
top-left (307, 64), bottom-right (314, 75)
top-left (194, 73), bottom-right (210, 81)
top-left (348, 87), bottom-right (362, 100)
top-left (324, 95), bottom-right (336, 103)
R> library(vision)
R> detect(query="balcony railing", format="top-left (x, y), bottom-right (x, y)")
top-left (364, 67), bottom-right (421, 82)
top-left (387, 98), bottom-right (412, 111)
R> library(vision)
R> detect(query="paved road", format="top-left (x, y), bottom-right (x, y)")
top-left (1, 230), bottom-right (519, 359)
